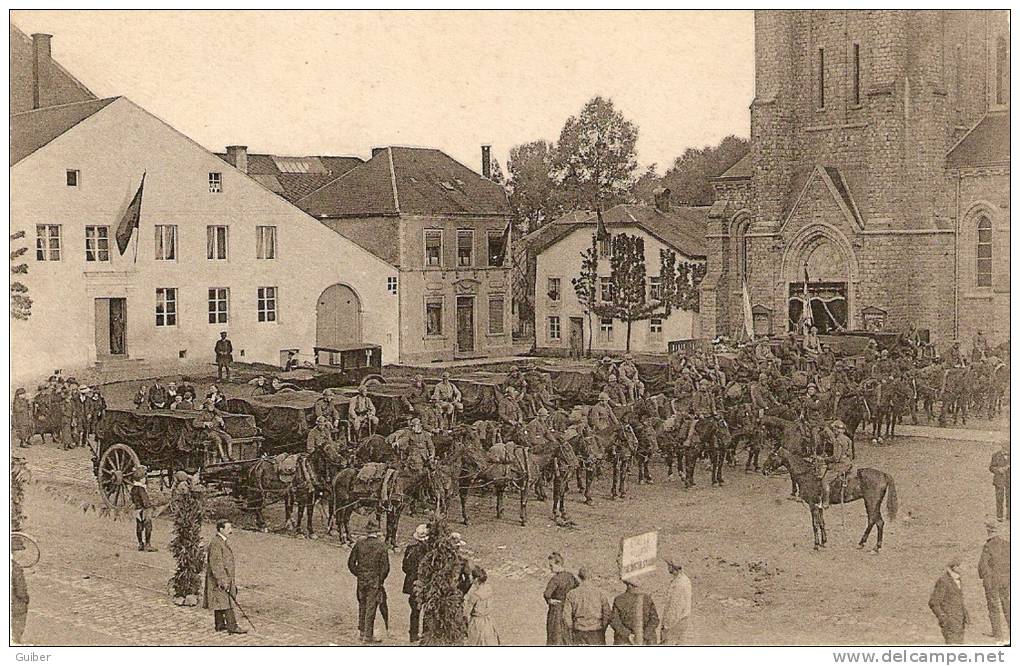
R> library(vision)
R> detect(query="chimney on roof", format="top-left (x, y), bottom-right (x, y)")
top-left (225, 145), bottom-right (248, 174)
top-left (31, 33), bottom-right (53, 110)
top-left (481, 144), bottom-right (492, 180)
top-left (371, 147), bottom-right (386, 158)
top-left (653, 187), bottom-right (672, 213)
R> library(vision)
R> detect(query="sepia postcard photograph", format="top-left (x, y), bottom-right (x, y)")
top-left (5, 7), bottom-right (1013, 658)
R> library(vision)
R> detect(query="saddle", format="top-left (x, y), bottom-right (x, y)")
top-left (273, 454), bottom-right (299, 483)
top-left (354, 463), bottom-right (397, 500)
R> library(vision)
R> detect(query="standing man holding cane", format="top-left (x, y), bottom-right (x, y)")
top-left (204, 519), bottom-right (248, 635)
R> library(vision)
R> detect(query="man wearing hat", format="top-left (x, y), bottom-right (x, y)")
top-left (498, 386), bottom-right (525, 427)
top-left (129, 465), bottom-right (158, 552)
top-left (505, 365), bottom-right (528, 397)
top-left (401, 524), bottom-right (429, 642)
top-left (349, 386), bottom-right (379, 438)
top-left (431, 372), bottom-right (463, 428)
top-left (306, 415), bottom-right (338, 456)
top-left (989, 442), bottom-right (1010, 522)
top-left (801, 384), bottom-right (827, 454)
top-left (204, 519), bottom-right (247, 634)
top-left (214, 331), bottom-right (234, 381)
top-left (401, 374), bottom-right (430, 415)
top-left (609, 576), bottom-right (659, 645)
top-left (978, 520), bottom-right (1010, 642)
top-left (929, 555), bottom-right (969, 644)
top-left (593, 356), bottom-right (617, 389)
top-left (71, 384), bottom-right (93, 449)
top-left (348, 520), bottom-right (390, 643)
top-left (660, 555), bottom-right (692, 645)
top-left (587, 392), bottom-right (619, 433)
top-left (617, 354), bottom-right (641, 403)
top-left (819, 420), bottom-right (853, 508)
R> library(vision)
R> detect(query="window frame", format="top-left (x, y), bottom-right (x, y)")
top-left (817, 47), bottom-right (826, 110)
top-left (487, 230), bottom-right (505, 267)
top-left (425, 297), bottom-right (444, 337)
top-left (35, 224), bottom-right (61, 262)
top-left (256, 225), bottom-right (277, 260)
top-left (84, 225), bottom-right (111, 263)
top-left (547, 277), bottom-right (561, 302)
top-left (649, 317), bottom-right (664, 340)
top-left (386, 276), bottom-right (398, 295)
top-left (456, 229), bottom-right (474, 268)
top-left (600, 276), bottom-right (613, 303)
top-left (976, 216), bottom-right (993, 288)
top-left (208, 287), bottom-right (230, 325)
top-left (599, 317), bottom-right (614, 343)
top-left (424, 229), bottom-right (443, 268)
top-left (548, 315), bottom-right (561, 342)
top-left (257, 286), bottom-right (278, 323)
top-left (66, 169), bottom-right (80, 188)
top-left (154, 224), bottom-right (177, 261)
top-left (598, 236), bottom-right (611, 258)
top-left (649, 276), bottom-right (662, 301)
top-left (208, 172), bottom-right (223, 193)
top-left (155, 287), bottom-right (178, 327)
top-left (207, 225), bottom-right (229, 260)
top-left (488, 295), bottom-right (505, 335)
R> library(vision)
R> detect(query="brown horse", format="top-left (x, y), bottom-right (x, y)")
top-left (450, 425), bottom-right (534, 526)
top-left (763, 446), bottom-right (898, 552)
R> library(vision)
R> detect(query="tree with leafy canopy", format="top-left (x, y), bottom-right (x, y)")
top-left (10, 231), bottom-right (32, 321)
top-left (571, 235), bottom-right (600, 357)
top-left (416, 519), bottom-right (468, 645)
top-left (168, 475), bottom-right (205, 604)
top-left (659, 248), bottom-right (707, 314)
top-left (488, 156), bottom-right (506, 185)
top-left (551, 96), bottom-right (639, 214)
top-left (634, 135), bottom-right (749, 206)
top-left (506, 140), bottom-right (563, 233)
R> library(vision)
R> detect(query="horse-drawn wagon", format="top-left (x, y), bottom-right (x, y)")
top-left (92, 408), bottom-right (263, 509)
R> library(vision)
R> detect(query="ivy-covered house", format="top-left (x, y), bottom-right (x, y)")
top-left (530, 194), bottom-right (707, 355)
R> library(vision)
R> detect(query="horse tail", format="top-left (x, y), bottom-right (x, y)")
top-left (884, 473), bottom-right (898, 521)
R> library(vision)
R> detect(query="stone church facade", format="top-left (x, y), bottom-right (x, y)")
top-left (702, 10), bottom-right (1009, 350)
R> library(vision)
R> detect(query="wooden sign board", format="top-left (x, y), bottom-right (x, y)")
top-left (619, 530), bottom-right (658, 581)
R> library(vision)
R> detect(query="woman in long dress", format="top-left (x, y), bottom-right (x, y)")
top-left (464, 567), bottom-right (500, 646)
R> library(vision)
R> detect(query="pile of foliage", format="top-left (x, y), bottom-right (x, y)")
top-left (416, 519), bottom-right (467, 645)
top-left (11, 456), bottom-right (29, 532)
top-left (168, 474), bottom-right (205, 604)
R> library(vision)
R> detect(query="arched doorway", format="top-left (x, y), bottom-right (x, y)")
top-left (316, 284), bottom-right (362, 349)
top-left (782, 227), bottom-right (857, 334)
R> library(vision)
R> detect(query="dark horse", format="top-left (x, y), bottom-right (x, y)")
top-left (452, 425), bottom-right (533, 526)
top-left (939, 367), bottom-right (975, 426)
top-left (242, 454), bottom-right (308, 532)
top-left (600, 423), bottom-right (637, 499)
top-left (763, 446), bottom-right (898, 552)
top-left (329, 465), bottom-right (405, 548)
top-left (571, 429), bottom-right (605, 505)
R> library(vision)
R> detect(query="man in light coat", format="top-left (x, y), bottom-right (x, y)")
top-left (978, 520), bottom-right (1010, 642)
top-left (204, 519), bottom-right (247, 634)
top-left (660, 555), bottom-right (692, 644)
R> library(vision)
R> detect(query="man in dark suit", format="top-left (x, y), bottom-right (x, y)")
top-left (348, 521), bottom-right (390, 643)
top-left (990, 443), bottom-right (1010, 521)
top-left (979, 520), bottom-right (1010, 642)
top-left (609, 578), bottom-right (660, 645)
top-left (71, 385), bottom-right (91, 449)
top-left (929, 555), bottom-right (969, 644)
top-left (401, 524), bottom-right (428, 643)
top-left (215, 332), bottom-right (234, 381)
top-left (204, 519), bottom-right (247, 634)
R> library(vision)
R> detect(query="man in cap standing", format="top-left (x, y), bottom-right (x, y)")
top-left (978, 520), bottom-right (1010, 642)
top-left (660, 556), bottom-right (692, 644)
top-left (929, 555), bottom-right (969, 644)
top-left (586, 392), bottom-right (619, 434)
top-left (609, 576), bottom-right (659, 645)
top-left (348, 520), bottom-right (390, 643)
top-left (214, 331), bottom-right (233, 381)
top-left (402, 524), bottom-right (429, 642)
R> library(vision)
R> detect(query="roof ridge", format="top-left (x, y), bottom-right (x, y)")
top-left (10, 95), bottom-right (120, 117)
top-left (945, 111), bottom-right (990, 158)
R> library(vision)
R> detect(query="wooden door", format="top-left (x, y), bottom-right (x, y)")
top-left (456, 296), bottom-right (475, 353)
top-left (317, 284), bottom-right (362, 348)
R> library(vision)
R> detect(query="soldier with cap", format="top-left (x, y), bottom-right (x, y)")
top-left (587, 392), bottom-right (619, 433)
top-left (498, 386), bottom-right (526, 427)
top-left (593, 356), bottom-right (617, 389)
top-left (349, 386), bottom-right (379, 438)
top-left (431, 372), bottom-right (463, 428)
top-left (402, 524), bottom-right (429, 642)
top-left (130, 465), bottom-right (158, 552)
top-left (214, 331), bottom-right (233, 381)
top-left (617, 353), bottom-right (641, 403)
top-left (609, 577), bottom-right (660, 645)
top-left (401, 374), bottom-right (431, 415)
top-left (819, 419), bottom-right (853, 508)
top-left (604, 375), bottom-right (629, 406)
top-left (989, 442), bottom-right (1010, 522)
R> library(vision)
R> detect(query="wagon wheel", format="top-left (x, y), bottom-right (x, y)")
top-left (98, 443), bottom-right (140, 509)
top-left (11, 532), bottom-right (40, 569)
top-left (360, 375), bottom-right (385, 388)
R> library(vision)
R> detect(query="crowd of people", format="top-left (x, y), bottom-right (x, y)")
top-left (12, 372), bottom-right (107, 451)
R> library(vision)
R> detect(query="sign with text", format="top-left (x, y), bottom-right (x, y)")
top-left (619, 530), bottom-right (658, 581)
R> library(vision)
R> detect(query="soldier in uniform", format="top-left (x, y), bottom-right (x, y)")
top-left (214, 331), bottom-right (234, 381)
top-left (401, 374), bottom-right (431, 415)
top-left (349, 386), bottom-right (379, 438)
top-left (313, 394), bottom-right (342, 436)
top-left (194, 400), bottom-right (234, 461)
top-left (505, 366), bottom-right (529, 397)
top-left (604, 375), bottom-right (629, 407)
top-left (801, 384), bottom-right (828, 453)
top-left (431, 372), bottom-right (463, 428)
top-left (617, 354), bottom-right (641, 403)
top-left (670, 370), bottom-right (695, 415)
top-left (498, 387), bottom-right (526, 428)
top-left (306, 415), bottom-right (337, 454)
top-left (990, 442), bottom-right (1010, 522)
top-left (402, 418), bottom-right (436, 506)
top-left (946, 341), bottom-right (967, 368)
top-left (819, 420), bottom-right (853, 507)
top-left (592, 356), bottom-right (617, 389)
top-left (587, 392), bottom-right (620, 434)
top-left (779, 332), bottom-right (802, 372)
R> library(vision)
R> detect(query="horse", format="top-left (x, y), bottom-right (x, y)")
top-left (451, 426), bottom-right (534, 526)
top-left (724, 402), bottom-right (759, 472)
top-left (599, 423), bottom-right (637, 499)
top-left (570, 429), bottom-right (605, 505)
top-left (242, 454), bottom-right (306, 532)
top-left (906, 366), bottom-right (941, 425)
top-left (691, 414), bottom-right (731, 487)
top-left (874, 376), bottom-right (911, 440)
top-left (760, 414), bottom-right (814, 499)
top-left (939, 367), bottom-right (975, 426)
top-left (533, 435), bottom-right (579, 524)
top-left (329, 465), bottom-right (406, 549)
top-left (762, 446), bottom-right (898, 552)
top-left (355, 433), bottom-right (399, 465)
top-left (985, 360), bottom-right (1009, 419)
top-left (835, 392), bottom-right (868, 452)
top-left (657, 413), bottom-right (695, 485)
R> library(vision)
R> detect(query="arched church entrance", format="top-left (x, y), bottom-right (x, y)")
top-left (786, 235), bottom-right (852, 334)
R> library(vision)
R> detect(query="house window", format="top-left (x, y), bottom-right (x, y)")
top-left (817, 47), bottom-right (826, 109)
top-left (851, 42), bottom-right (861, 106)
top-left (977, 216), bottom-right (992, 287)
top-left (649, 276), bottom-right (662, 301)
top-left (209, 172), bottom-right (222, 193)
top-left (387, 276), bottom-right (398, 295)
top-left (426, 299), bottom-right (443, 336)
top-left (208, 288), bottom-right (229, 324)
top-left (649, 317), bottom-right (663, 340)
top-left (487, 230), bottom-right (506, 266)
top-left (457, 229), bottom-right (474, 267)
top-left (548, 277), bottom-right (561, 302)
top-left (154, 225), bottom-right (177, 260)
top-left (734, 217), bottom-right (751, 282)
top-left (207, 225), bottom-right (228, 260)
top-left (996, 36), bottom-right (1009, 106)
top-left (84, 225), bottom-right (110, 262)
top-left (600, 276), bottom-right (613, 302)
top-left (35, 225), bottom-right (61, 261)
top-left (599, 317), bottom-right (614, 343)
top-left (257, 286), bottom-right (277, 322)
top-left (548, 316), bottom-right (561, 341)
top-left (488, 296), bottom-right (505, 335)
top-left (599, 236), bottom-right (611, 258)
top-left (66, 170), bottom-right (79, 187)
top-left (425, 230), bottom-right (443, 267)
top-left (256, 226), bottom-right (277, 259)
top-left (155, 288), bottom-right (177, 327)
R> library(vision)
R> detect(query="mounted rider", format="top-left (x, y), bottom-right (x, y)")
top-left (349, 386), bottom-right (379, 438)
top-left (946, 341), bottom-right (968, 369)
top-left (819, 419), bottom-right (853, 507)
top-left (402, 418), bottom-right (436, 474)
top-left (431, 372), bottom-right (464, 427)
top-left (307, 415), bottom-right (347, 468)
top-left (801, 384), bottom-right (828, 453)
top-left (587, 392), bottom-right (620, 433)
top-left (617, 353), bottom-right (642, 403)
top-left (402, 374), bottom-right (431, 415)
top-left (592, 356), bottom-right (617, 389)
top-left (498, 386), bottom-right (526, 429)
top-left (604, 374), bottom-right (629, 406)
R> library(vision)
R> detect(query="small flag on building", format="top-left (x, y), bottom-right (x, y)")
top-left (491, 218), bottom-right (512, 266)
top-left (115, 173), bottom-right (145, 255)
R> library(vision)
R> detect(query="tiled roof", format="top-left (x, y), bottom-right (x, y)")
top-left (527, 203), bottom-right (708, 259)
top-left (213, 152), bottom-right (363, 203)
top-left (10, 24), bottom-right (97, 114)
top-left (714, 152), bottom-right (752, 179)
top-left (297, 146), bottom-right (510, 218)
top-left (10, 96), bottom-right (118, 165)
top-left (947, 111), bottom-right (1009, 169)
top-left (320, 218), bottom-right (401, 267)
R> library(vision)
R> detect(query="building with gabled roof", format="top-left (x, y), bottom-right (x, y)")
top-left (290, 145), bottom-right (513, 363)
top-left (10, 25), bottom-right (96, 114)
top-left (703, 10), bottom-right (1009, 348)
top-left (212, 148), bottom-right (364, 203)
